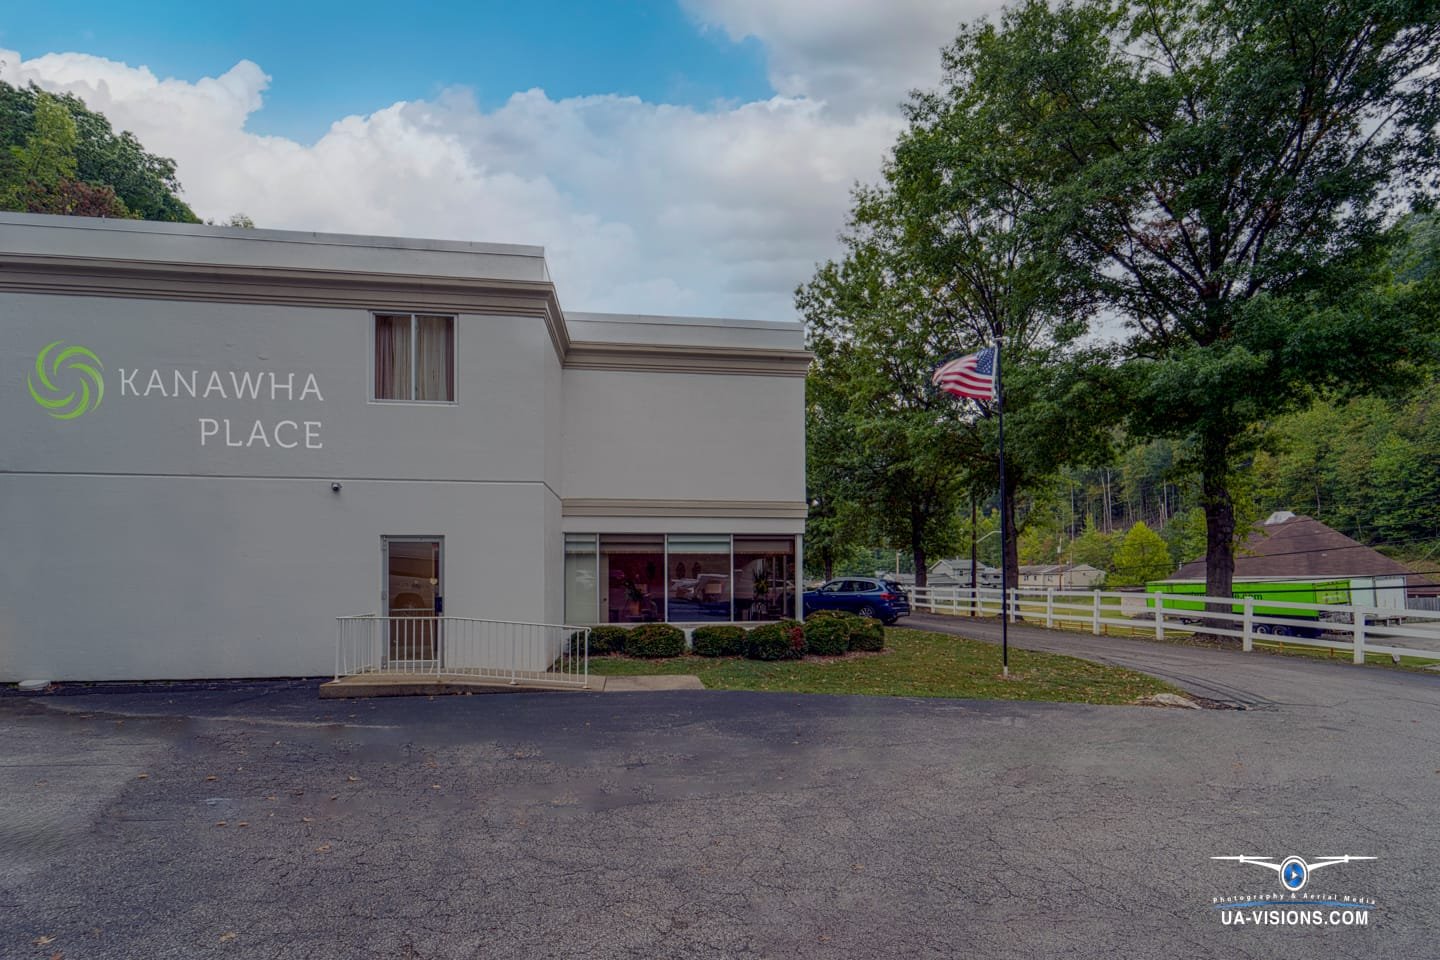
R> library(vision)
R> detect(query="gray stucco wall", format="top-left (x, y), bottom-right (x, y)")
top-left (0, 214), bottom-right (808, 681)
top-left (1, 292), bottom-right (559, 680)
top-left (560, 369), bottom-right (804, 503)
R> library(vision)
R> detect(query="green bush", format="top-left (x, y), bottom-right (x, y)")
top-left (802, 613), bottom-right (856, 656)
top-left (745, 619), bottom-right (807, 660)
top-left (579, 625), bottom-right (631, 656)
top-left (691, 625), bottom-right (747, 657)
top-left (625, 622), bottom-right (686, 658)
top-left (849, 617), bottom-right (886, 652)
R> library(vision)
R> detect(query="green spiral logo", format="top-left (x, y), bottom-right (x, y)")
top-left (28, 340), bottom-right (105, 420)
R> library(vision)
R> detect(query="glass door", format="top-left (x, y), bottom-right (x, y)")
top-left (384, 537), bottom-right (442, 664)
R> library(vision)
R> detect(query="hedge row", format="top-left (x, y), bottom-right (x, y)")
top-left (571, 612), bottom-right (885, 660)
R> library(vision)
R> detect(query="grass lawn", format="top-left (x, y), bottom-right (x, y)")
top-left (587, 627), bottom-right (1180, 704)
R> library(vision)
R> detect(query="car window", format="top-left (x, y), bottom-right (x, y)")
top-left (820, 581), bottom-right (843, 593)
top-left (850, 580), bottom-right (875, 593)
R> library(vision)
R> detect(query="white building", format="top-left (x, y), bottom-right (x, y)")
top-left (0, 213), bottom-right (809, 681)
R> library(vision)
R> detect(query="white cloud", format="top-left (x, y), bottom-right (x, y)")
top-left (682, 0), bottom-right (1001, 114)
top-left (0, 5), bottom-right (999, 319)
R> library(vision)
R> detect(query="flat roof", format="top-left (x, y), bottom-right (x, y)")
top-left (0, 211), bottom-right (551, 283)
top-left (0, 212), bottom-right (809, 358)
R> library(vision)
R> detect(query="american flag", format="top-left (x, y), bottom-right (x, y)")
top-left (932, 348), bottom-right (997, 400)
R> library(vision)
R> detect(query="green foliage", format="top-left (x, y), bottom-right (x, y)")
top-left (802, 612), bottom-right (859, 656)
top-left (691, 625), bottom-right (748, 658)
top-left (0, 81), bottom-right (197, 222)
top-left (623, 623), bottom-right (685, 659)
top-left (849, 618), bottom-right (887, 653)
top-left (585, 625), bottom-right (631, 656)
top-left (1108, 522), bottom-right (1175, 587)
top-left (949, 0), bottom-right (1440, 594)
top-left (1069, 518), bottom-right (1117, 572)
top-left (744, 620), bottom-right (807, 661)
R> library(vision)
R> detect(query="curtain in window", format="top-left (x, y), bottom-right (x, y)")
top-left (416, 315), bottom-right (454, 401)
top-left (375, 314), bottom-right (412, 400)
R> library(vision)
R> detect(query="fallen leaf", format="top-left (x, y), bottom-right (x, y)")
top-left (215, 821), bottom-right (227, 827)
top-left (205, 776), bottom-right (219, 782)
top-left (301, 817), bottom-right (313, 823)
top-left (236, 822), bottom-right (249, 828)
top-left (219, 931), bottom-right (238, 942)
top-left (315, 844), bottom-right (331, 853)
top-left (431, 784), bottom-right (441, 790)
top-left (33, 934), bottom-right (55, 946)
top-left (346, 776), bottom-right (358, 783)
top-left (136, 773), bottom-right (149, 780)
top-left (264, 795), bottom-right (277, 802)
top-left (50, 953), bottom-right (62, 960)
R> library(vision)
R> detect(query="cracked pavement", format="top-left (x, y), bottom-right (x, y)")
top-left (2, 634), bottom-right (1438, 959)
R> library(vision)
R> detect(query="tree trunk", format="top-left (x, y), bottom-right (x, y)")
top-left (1001, 476), bottom-right (1021, 598)
top-left (823, 556), bottom-right (834, 581)
top-left (911, 505), bottom-right (928, 588)
top-left (1200, 432), bottom-right (1236, 603)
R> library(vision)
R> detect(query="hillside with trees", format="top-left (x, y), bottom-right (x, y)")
top-left (0, 81), bottom-right (197, 222)
top-left (803, 0), bottom-right (1440, 592)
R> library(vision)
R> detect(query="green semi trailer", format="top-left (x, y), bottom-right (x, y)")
top-left (1144, 579), bottom-right (1353, 638)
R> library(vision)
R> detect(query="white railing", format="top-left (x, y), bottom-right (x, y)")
top-left (906, 586), bottom-right (1440, 663)
top-left (335, 615), bottom-right (590, 688)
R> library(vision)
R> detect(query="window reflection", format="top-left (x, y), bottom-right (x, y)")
top-left (666, 536), bottom-right (731, 622)
top-left (599, 535), bottom-right (664, 623)
top-left (733, 536), bottom-right (796, 621)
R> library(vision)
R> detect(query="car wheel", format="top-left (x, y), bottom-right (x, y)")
top-left (1273, 625), bottom-right (1293, 638)
top-left (1254, 624), bottom-right (1272, 635)
top-left (858, 604), bottom-right (876, 618)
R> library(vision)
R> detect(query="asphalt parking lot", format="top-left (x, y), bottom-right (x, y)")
top-left (2, 646), bottom-right (1438, 959)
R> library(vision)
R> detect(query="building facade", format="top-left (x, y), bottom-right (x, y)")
top-left (0, 213), bottom-right (809, 681)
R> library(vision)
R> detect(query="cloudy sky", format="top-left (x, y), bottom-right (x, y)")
top-left (0, 0), bottom-right (1000, 319)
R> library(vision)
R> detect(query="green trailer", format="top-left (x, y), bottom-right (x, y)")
top-left (1145, 579), bottom-right (1351, 617)
top-left (1144, 579), bottom-right (1352, 637)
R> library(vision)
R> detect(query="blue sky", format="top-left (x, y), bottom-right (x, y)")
top-left (0, 0), bottom-right (773, 142)
top-left (0, 0), bottom-right (990, 318)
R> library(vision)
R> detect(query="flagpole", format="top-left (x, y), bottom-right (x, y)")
top-left (996, 336), bottom-right (1008, 677)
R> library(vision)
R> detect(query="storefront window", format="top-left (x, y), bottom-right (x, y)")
top-left (564, 534), bottom-right (598, 625)
top-left (666, 535), bottom-right (732, 622)
top-left (733, 536), bottom-right (796, 621)
top-left (599, 535), bottom-right (665, 623)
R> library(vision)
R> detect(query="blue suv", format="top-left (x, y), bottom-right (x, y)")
top-left (803, 578), bottom-right (910, 625)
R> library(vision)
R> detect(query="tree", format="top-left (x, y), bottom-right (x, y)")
top-left (1108, 521), bottom-right (1174, 587)
top-left (800, 231), bottom-right (970, 587)
top-left (800, 55), bottom-right (1122, 588)
top-left (0, 81), bottom-right (197, 222)
top-left (804, 370), bottom-right (867, 580)
top-left (954, 0), bottom-right (1440, 599)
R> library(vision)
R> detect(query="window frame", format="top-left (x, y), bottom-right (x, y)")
top-left (370, 311), bottom-right (458, 405)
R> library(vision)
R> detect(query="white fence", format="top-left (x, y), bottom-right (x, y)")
top-left (907, 586), bottom-right (1440, 663)
top-left (335, 615), bottom-right (590, 687)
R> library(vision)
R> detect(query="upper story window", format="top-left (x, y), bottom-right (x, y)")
top-left (374, 313), bottom-right (454, 401)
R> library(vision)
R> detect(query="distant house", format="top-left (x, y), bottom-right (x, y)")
top-left (1018, 564), bottom-right (1106, 590)
top-left (1160, 511), bottom-right (1434, 607)
top-left (885, 558), bottom-right (1003, 589)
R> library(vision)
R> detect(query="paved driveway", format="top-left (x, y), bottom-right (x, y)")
top-left (2, 636), bottom-right (1438, 959)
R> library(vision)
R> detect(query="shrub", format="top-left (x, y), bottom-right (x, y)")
top-left (624, 622), bottom-right (686, 658)
top-left (745, 619), bottom-right (806, 661)
top-left (580, 625), bottom-right (631, 656)
top-left (802, 613), bottom-right (856, 656)
top-left (849, 618), bottom-right (886, 652)
top-left (691, 625), bottom-right (747, 657)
